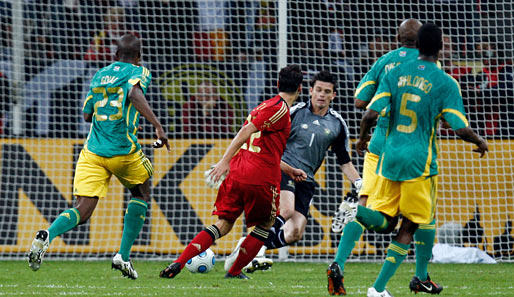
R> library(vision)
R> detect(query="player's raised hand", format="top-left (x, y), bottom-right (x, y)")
top-left (473, 139), bottom-right (488, 158)
top-left (355, 135), bottom-right (370, 156)
top-left (153, 126), bottom-right (170, 151)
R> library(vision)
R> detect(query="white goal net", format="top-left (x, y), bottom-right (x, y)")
top-left (0, 1), bottom-right (512, 262)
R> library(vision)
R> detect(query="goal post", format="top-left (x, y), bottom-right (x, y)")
top-left (0, 1), bottom-right (512, 262)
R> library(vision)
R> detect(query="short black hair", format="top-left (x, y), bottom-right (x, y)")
top-left (417, 23), bottom-right (442, 57)
top-left (311, 70), bottom-right (337, 92)
top-left (117, 34), bottom-right (141, 59)
top-left (278, 64), bottom-right (303, 93)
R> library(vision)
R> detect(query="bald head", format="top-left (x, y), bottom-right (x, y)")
top-left (116, 34), bottom-right (141, 62)
top-left (398, 19), bottom-right (422, 48)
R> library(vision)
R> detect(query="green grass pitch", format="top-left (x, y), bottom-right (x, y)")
top-left (0, 260), bottom-right (513, 296)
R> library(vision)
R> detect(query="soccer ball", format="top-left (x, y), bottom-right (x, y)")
top-left (186, 248), bottom-right (216, 273)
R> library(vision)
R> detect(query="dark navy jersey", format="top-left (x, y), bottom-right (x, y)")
top-left (281, 102), bottom-right (351, 182)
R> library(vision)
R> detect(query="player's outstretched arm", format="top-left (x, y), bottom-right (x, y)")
top-left (340, 162), bottom-right (362, 192)
top-left (280, 161), bottom-right (307, 182)
top-left (356, 109), bottom-right (379, 156)
top-left (209, 122), bottom-right (258, 183)
top-left (454, 127), bottom-right (489, 158)
top-left (128, 84), bottom-right (170, 151)
top-left (354, 98), bottom-right (369, 110)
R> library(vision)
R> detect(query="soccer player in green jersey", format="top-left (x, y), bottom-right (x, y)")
top-left (328, 19), bottom-right (444, 296)
top-left (353, 23), bottom-right (488, 297)
top-left (28, 34), bottom-right (170, 280)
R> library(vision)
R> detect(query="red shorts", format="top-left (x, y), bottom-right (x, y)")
top-left (213, 174), bottom-right (280, 227)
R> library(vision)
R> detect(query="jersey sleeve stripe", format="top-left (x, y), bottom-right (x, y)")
top-left (422, 125), bottom-right (436, 176)
top-left (270, 105), bottom-right (287, 124)
top-left (142, 67), bottom-right (149, 77)
top-left (126, 130), bottom-right (137, 154)
top-left (132, 111), bottom-right (139, 134)
top-left (126, 103), bottom-right (133, 126)
top-left (367, 92), bottom-right (391, 109)
top-left (83, 94), bottom-right (93, 110)
top-left (269, 102), bottom-right (288, 124)
top-left (441, 108), bottom-right (469, 127)
top-left (126, 103), bottom-right (138, 134)
top-left (354, 81), bottom-right (376, 98)
top-left (128, 78), bottom-right (141, 86)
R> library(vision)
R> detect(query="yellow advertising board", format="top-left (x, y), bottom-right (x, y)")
top-left (0, 139), bottom-right (512, 257)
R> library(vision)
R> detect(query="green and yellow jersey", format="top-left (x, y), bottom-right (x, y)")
top-left (355, 47), bottom-right (420, 156)
top-left (368, 59), bottom-right (468, 181)
top-left (83, 62), bottom-right (151, 157)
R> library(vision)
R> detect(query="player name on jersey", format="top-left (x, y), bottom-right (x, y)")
top-left (397, 75), bottom-right (433, 93)
top-left (100, 75), bottom-right (119, 85)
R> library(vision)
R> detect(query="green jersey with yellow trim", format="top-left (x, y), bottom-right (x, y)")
top-left (355, 47), bottom-right (419, 155)
top-left (368, 59), bottom-right (468, 181)
top-left (83, 62), bottom-right (151, 157)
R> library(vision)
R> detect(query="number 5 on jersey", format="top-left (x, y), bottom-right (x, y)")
top-left (397, 93), bottom-right (420, 133)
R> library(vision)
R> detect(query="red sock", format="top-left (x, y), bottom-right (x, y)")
top-left (175, 230), bottom-right (214, 268)
top-left (228, 234), bottom-right (264, 275)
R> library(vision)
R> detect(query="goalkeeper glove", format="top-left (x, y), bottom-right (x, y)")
top-left (353, 178), bottom-right (362, 194)
top-left (331, 190), bottom-right (359, 233)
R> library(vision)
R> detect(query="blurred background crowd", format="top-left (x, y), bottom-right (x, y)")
top-left (0, 0), bottom-right (512, 139)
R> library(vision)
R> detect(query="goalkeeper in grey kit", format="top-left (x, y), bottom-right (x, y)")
top-left (225, 70), bottom-right (362, 272)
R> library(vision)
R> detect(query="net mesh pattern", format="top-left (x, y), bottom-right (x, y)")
top-left (0, 1), bottom-right (512, 262)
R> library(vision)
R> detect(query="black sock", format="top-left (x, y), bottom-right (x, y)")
top-left (265, 229), bottom-right (287, 250)
top-left (271, 215), bottom-right (285, 234)
top-left (264, 215), bottom-right (286, 248)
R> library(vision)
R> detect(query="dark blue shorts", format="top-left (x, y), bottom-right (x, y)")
top-left (280, 172), bottom-right (316, 218)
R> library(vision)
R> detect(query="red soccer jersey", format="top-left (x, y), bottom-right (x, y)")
top-left (229, 95), bottom-right (291, 186)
